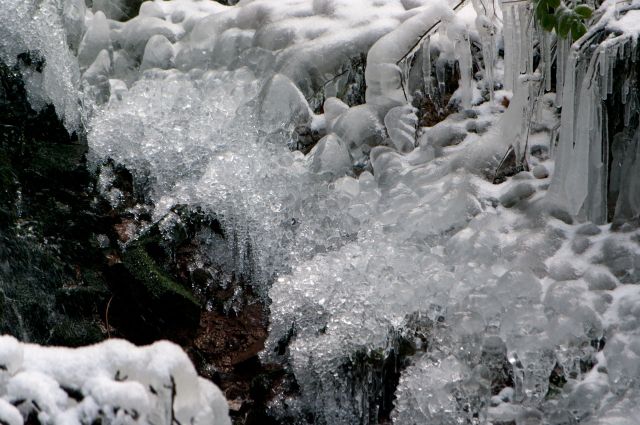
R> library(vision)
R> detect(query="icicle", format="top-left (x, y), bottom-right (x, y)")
top-left (556, 37), bottom-right (569, 106)
top-left (449, 21), bottom-right (473, 109)
top-left (622, 78), bottom-right (630, 104)
top-left (473, 0), bottom-right (498, 100)
top-left (518, 5), bottom-right (528, 75)
top-left (607, 52), bottom-right (614, 96)
top-left (436, 57), bottom-right (446, 98)
top-left (600, 50), bottom-right (609, 101)
top-left (421, 38), bottom-right (432, 96)
top-left (543, 32), bottom-right (552, 92)
top-left (500, 0), bottom-right (516, 91)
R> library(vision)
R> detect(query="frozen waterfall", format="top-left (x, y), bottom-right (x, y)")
top-left (2, 0), bottom-right (640, 424)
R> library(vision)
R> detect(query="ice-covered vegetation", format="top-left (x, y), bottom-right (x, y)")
top-left (0, 336), bottom-right (230, 425)
top-left (3, 0), bottom-right (640, 423)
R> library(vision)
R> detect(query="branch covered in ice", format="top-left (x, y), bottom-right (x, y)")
top-left (365, 1), bottom-right (456, 111)
top-left (0, 336), bottom-right (230, 425)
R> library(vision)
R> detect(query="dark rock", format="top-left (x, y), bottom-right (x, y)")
top-left (493, 146), bottom-right (529, 184)
top-left (0, 54), bottom-right (108, 346)
top-left (571, 236), bottom-right (591, 255)
top-left (89, 0), bottom-right (145, 21)
top-left (576, 222), bottom-right (601, 236)
top-left (530, 144), bottom-right (549, 161)
top-left (499, 183), bottom-right (536, 208)
top-left (594, 238), bottom-right (640, 284)
top-left (532, 164), bottom-right (549, 179)
top-left (481, 335), bottom-right (514, 395)
top-left (465, 119), bottom-right (491, 135)
top-left (547, 206), bottom-right (574, 225)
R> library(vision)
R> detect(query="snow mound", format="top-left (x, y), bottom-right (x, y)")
top-left (0, 336), bottom-right (230, 425)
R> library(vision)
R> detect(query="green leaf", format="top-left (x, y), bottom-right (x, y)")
top-left (548, 0), bottom-right (561, 8)
top-left (535, 2), bottom-right (546, 20)
top-left (541, 13), bottom-right (557, 31)
top-left (557, 14), bottom-right (573, 38)
top-left (574, 4), bottom-right (593, 19)
top-left (571, 20), bottom-right (588, 39)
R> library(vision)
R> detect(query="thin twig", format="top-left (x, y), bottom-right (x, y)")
top-left (105, 295), bottom-right (114, 339)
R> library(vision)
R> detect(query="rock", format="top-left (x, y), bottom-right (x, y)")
top-left (92, 0), bottom-right (145, 21)
top-left (530, 144), bottom-right (549, 161)
top-left (106, 240), bottom-right (201, 342)
top-left (466, 119), bottom-right (491, 135)
top-left (584, 269), bottom-right (618, 291)
top-left (0, 55), bottom-right (110, 346)
top-left (571, 236), bottom-right (591, 254)
top-left (548, 260), bottom-right (582, 281)
top-left (547, 206), bottom-right (574, 224)
top-left (512, 171), bottom-right (533, 180)
top-left (532, 164), bottom-right (549, 179)
top-left (576, 222), bottom-right (601, 236)
top-left (595, 238), bottom-right (640, 284)
top-left (500, 182), bottom-right (536, 208)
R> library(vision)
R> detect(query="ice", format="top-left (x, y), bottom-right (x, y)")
top-left (309, 134), bottom-right (353, 178)
top-left (257, 74), bottom-right (313, 134)
top-left (384, 105), bottom-right (418, 153)
top-left (78, 11), bottom-right (111, 70)
top-left (0, 0), bottom-right (81, 131)
top-left (323, 97), bottom-right (350, 132)
top-left (472, 0), bottom-right (498, 100)
top-left (118, 17), bottom-right (184, 60)
top-left (0, 336), bottom-right (230, 425)
top-left (365, 1), bottom-right (455, 111)
top-left (140, 34), bottom-right (175, 71)
top-left (62, 0), bottom-right (87, 53)
top-left (83, 49), bottom-right (111, 104)
top-left (332, 105), bottom-right (386, 165)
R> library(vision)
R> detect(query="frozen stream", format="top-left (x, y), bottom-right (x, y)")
top-left (3, 0), bottom-right (640, 424)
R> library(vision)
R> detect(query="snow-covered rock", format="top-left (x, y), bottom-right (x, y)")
top-left (0, 336), bottom-right (230, 425)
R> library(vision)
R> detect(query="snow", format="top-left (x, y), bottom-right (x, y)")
top-left (0, 337), bottom-right (230, 425)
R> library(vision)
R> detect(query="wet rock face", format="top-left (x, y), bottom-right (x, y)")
top-left (0, 53), bottom-right (108, 346)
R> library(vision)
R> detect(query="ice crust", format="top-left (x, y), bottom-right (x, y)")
top-left (8, 0), bottom-right (640, 424)
top-left (0, 336), bottom-right (230, 425)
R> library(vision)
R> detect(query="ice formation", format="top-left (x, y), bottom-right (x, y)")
top-left (5, 0), bottom-right (640, 423)
top-left (0, 0), bottom-right (82, 131)
top-left (0, 336), bottom-right (230, 425)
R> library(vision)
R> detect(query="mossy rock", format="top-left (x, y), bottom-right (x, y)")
top-left (50, 317), bottom-right (104, 347)
top-left (122, 244), bottom-right (198, 306)
top-left (105, 240), bottom-right (201, 343)
top-left (55, 285), bottom-right (109, 317)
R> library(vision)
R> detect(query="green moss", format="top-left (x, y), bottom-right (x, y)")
top-left (123, 245), bottom-right (199, 306)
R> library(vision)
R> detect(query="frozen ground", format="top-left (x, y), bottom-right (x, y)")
top-left (3, 0), bottom-right (640, 424)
